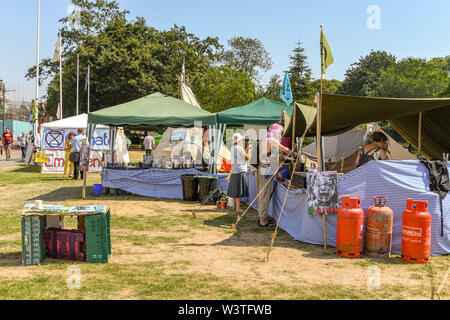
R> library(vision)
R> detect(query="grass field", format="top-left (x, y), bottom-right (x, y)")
top-left (0, 161), bottom-right (448, 300)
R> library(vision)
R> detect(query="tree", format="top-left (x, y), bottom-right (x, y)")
top-left (193, 65), bottom-right (256, 113)
top-left (288, 41), bottom-right (312, 103)
top-left (338, 50), bottom-right (396, 96)
top-left (220, 37), bottom-right (273, 81)
top-left (26, 0), bottom-right (222, 118)
top-left (377, 57), bottom-right (448, 98)
top-left (260, 74), bottom-right (282, 102)
top-left (305, 79), bottom-right (342, 104)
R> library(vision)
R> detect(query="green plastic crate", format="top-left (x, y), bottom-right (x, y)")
top-left (21, 216), bottom-right (46, 266)
top-left (85, 211), bottom-right (111, 263)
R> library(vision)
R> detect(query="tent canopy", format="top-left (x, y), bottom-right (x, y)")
top-left (87, 92), bottom-right (216, 127)
top-left (285, 94), bottom-right (450, 159)
top-left (42, 113), bottom-right (108, 129)
top-left (216, 98), bottom-right (294, 126)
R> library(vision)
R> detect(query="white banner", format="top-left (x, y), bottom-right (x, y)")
top-left (43, 127), bottom-right (111, 151)
top-left (41, 149), bottom-right (104, 173)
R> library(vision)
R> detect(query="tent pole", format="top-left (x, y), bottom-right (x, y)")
top-left (318, 46), bottom-right (327, 250)
top-left (292, 103), bottom-right (297, 149)
top-left (418, 112), bottom-right (423, 157)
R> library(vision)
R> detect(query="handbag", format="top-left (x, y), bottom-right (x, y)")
top-left (69, 152), bottom-right (80, 163)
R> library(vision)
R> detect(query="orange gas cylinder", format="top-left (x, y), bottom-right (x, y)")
top-left (401, 199), bottom-right (432, 264)
top-left (365, 197), bottom-right (394, 258)
top-left (337, 196), bottom-right (364, 258)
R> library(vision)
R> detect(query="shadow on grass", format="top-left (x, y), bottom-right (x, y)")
top-left (27, 186), bottom-right (191, 203)
top-left (10, 166), bottom-right (41, 173)
top-left (0, 252), bottom-right (22, 266)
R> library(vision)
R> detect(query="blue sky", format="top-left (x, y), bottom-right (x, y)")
top-left (0, 0), bottom-right (449, 102)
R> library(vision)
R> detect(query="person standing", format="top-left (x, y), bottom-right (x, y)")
top-left (256, 124), bottom-right (295, 227)
top-left (18, 132), bottom-right (27, 160)
top-left (71, 128), bottom-right (86, 180)
top-left (2, 128), bottom-right (14, 161)
top-left (64, 132), bottom-right (75, 178)
top-left (143, 132), bottom-right (156, 156)
top-left (227, 133), bottom-right (252, 213)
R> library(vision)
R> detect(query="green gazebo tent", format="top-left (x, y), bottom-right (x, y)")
top-left (88, 92), bottom-right (216, 127)
top-left (216, 98), bottom-right (294, 126)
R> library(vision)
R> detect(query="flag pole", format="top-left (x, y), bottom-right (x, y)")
top-left (319, 24), bottom-right (327, 251)
top-left (35, 0), bottom-right (40, 137)
top-left (59, 30), bottom-right (63, 119)
top-left (76, 54), bottom-right (79, 115)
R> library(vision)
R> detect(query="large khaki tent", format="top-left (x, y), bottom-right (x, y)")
top-left (284, 94), bottom-right (450, 159)
top-left (302, 123), bottom-right (416, 173)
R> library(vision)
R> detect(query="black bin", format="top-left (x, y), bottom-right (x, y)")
top-left (181, 175), bottom-right (199, 201)
top-left (197, 176), bottom-right (218, 202)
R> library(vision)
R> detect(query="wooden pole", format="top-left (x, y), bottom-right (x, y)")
top-left (292, 102), bottom-right (297, 149)
top-left (319, 24), bottom-right (327, 250)
top-left (418, 112), bottom-right (423, 156)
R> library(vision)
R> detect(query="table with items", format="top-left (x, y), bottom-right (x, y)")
top-left (21, 204), bottom-right (111, 266)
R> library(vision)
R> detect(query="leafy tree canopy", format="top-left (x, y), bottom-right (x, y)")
top-left (220, 37), bottom-right (273, 81)
top-left (338, 50), bottom-right (396, 96)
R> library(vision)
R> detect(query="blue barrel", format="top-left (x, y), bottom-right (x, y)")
top-left (93, 184), bottom-right (103, 195)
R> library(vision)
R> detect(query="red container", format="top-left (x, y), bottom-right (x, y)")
top-left (337, 196), bottom-right (364, 258)
top-left (365, 197), bottom-right (394, 257)
top-left (46, 228), bottom-right (86, 262)
top-left (401, 199), bottom-right (431, 264)
top-left (220, 201), bottom-right (227, 209)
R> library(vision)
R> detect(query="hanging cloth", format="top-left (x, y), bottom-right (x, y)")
top-left (420, 160), bottom-right (450, 236)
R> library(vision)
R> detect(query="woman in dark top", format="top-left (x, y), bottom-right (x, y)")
top-left (355, 132), bottom-right (389, 168)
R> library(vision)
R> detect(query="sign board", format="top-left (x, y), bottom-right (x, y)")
top-left (307, 171), bottom-right (338, 216)
top-left (34, 152), bottom-right (50, 164)
top-left (41, 127), bottom-right (111, 174)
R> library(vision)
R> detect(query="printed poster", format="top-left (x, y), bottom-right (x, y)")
top-left (307, 171), bottom-right (339, 216)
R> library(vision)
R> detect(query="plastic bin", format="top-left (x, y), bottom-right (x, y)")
top-left (93, 184), bottom-right (103, 195)
top-left (181, 175), bottom-right (199, 201)
top-left (197, 176), bottom-right (218, 202)
top-left (85, 211), bottom-right (111, 263)
top-left (21, 216), bottom-right (47, 266)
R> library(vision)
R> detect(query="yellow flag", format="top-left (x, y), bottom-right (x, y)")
top-left (320, 26), bottom-right (334, 79)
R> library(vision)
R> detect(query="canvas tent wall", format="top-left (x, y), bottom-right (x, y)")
top-left (302, 124), bottom-right (416, 173)
top-left (153, 127), bottom-right (231, 171)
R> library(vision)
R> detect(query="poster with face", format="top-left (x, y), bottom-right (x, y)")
top-left (80, 145), bottom-right (91, 172)
top-left (307, 171), bottom-right (338, 216)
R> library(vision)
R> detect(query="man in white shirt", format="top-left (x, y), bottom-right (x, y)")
top-left (143, 132), bottom-right (156, 156)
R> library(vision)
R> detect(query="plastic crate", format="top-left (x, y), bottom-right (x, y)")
top-left (21, 216), bottom-right (47, 266)
top-left (46, 228), bottom-right (86, 262)
top-left (85, 211), bottom-right (111, 263)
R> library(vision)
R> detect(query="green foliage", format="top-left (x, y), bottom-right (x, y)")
top-left (300, 79), bottom-right (342, 105)
top-left (193, 65), bottom-right (256, 113)
top-left (377, 57), bottom-right (449, 98)
top-left (437, 82), bottom-right (450, 97)
top-left (259, 74), bottom-right (283, 102)
top-left (288, 41), bottom-right (312, 102)
top-left (220, 37), bottom-right (273, 81)
top-left (338, 50), bottom-right (396, 96)
top-left (26, 0), bottom-right (222, 118)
